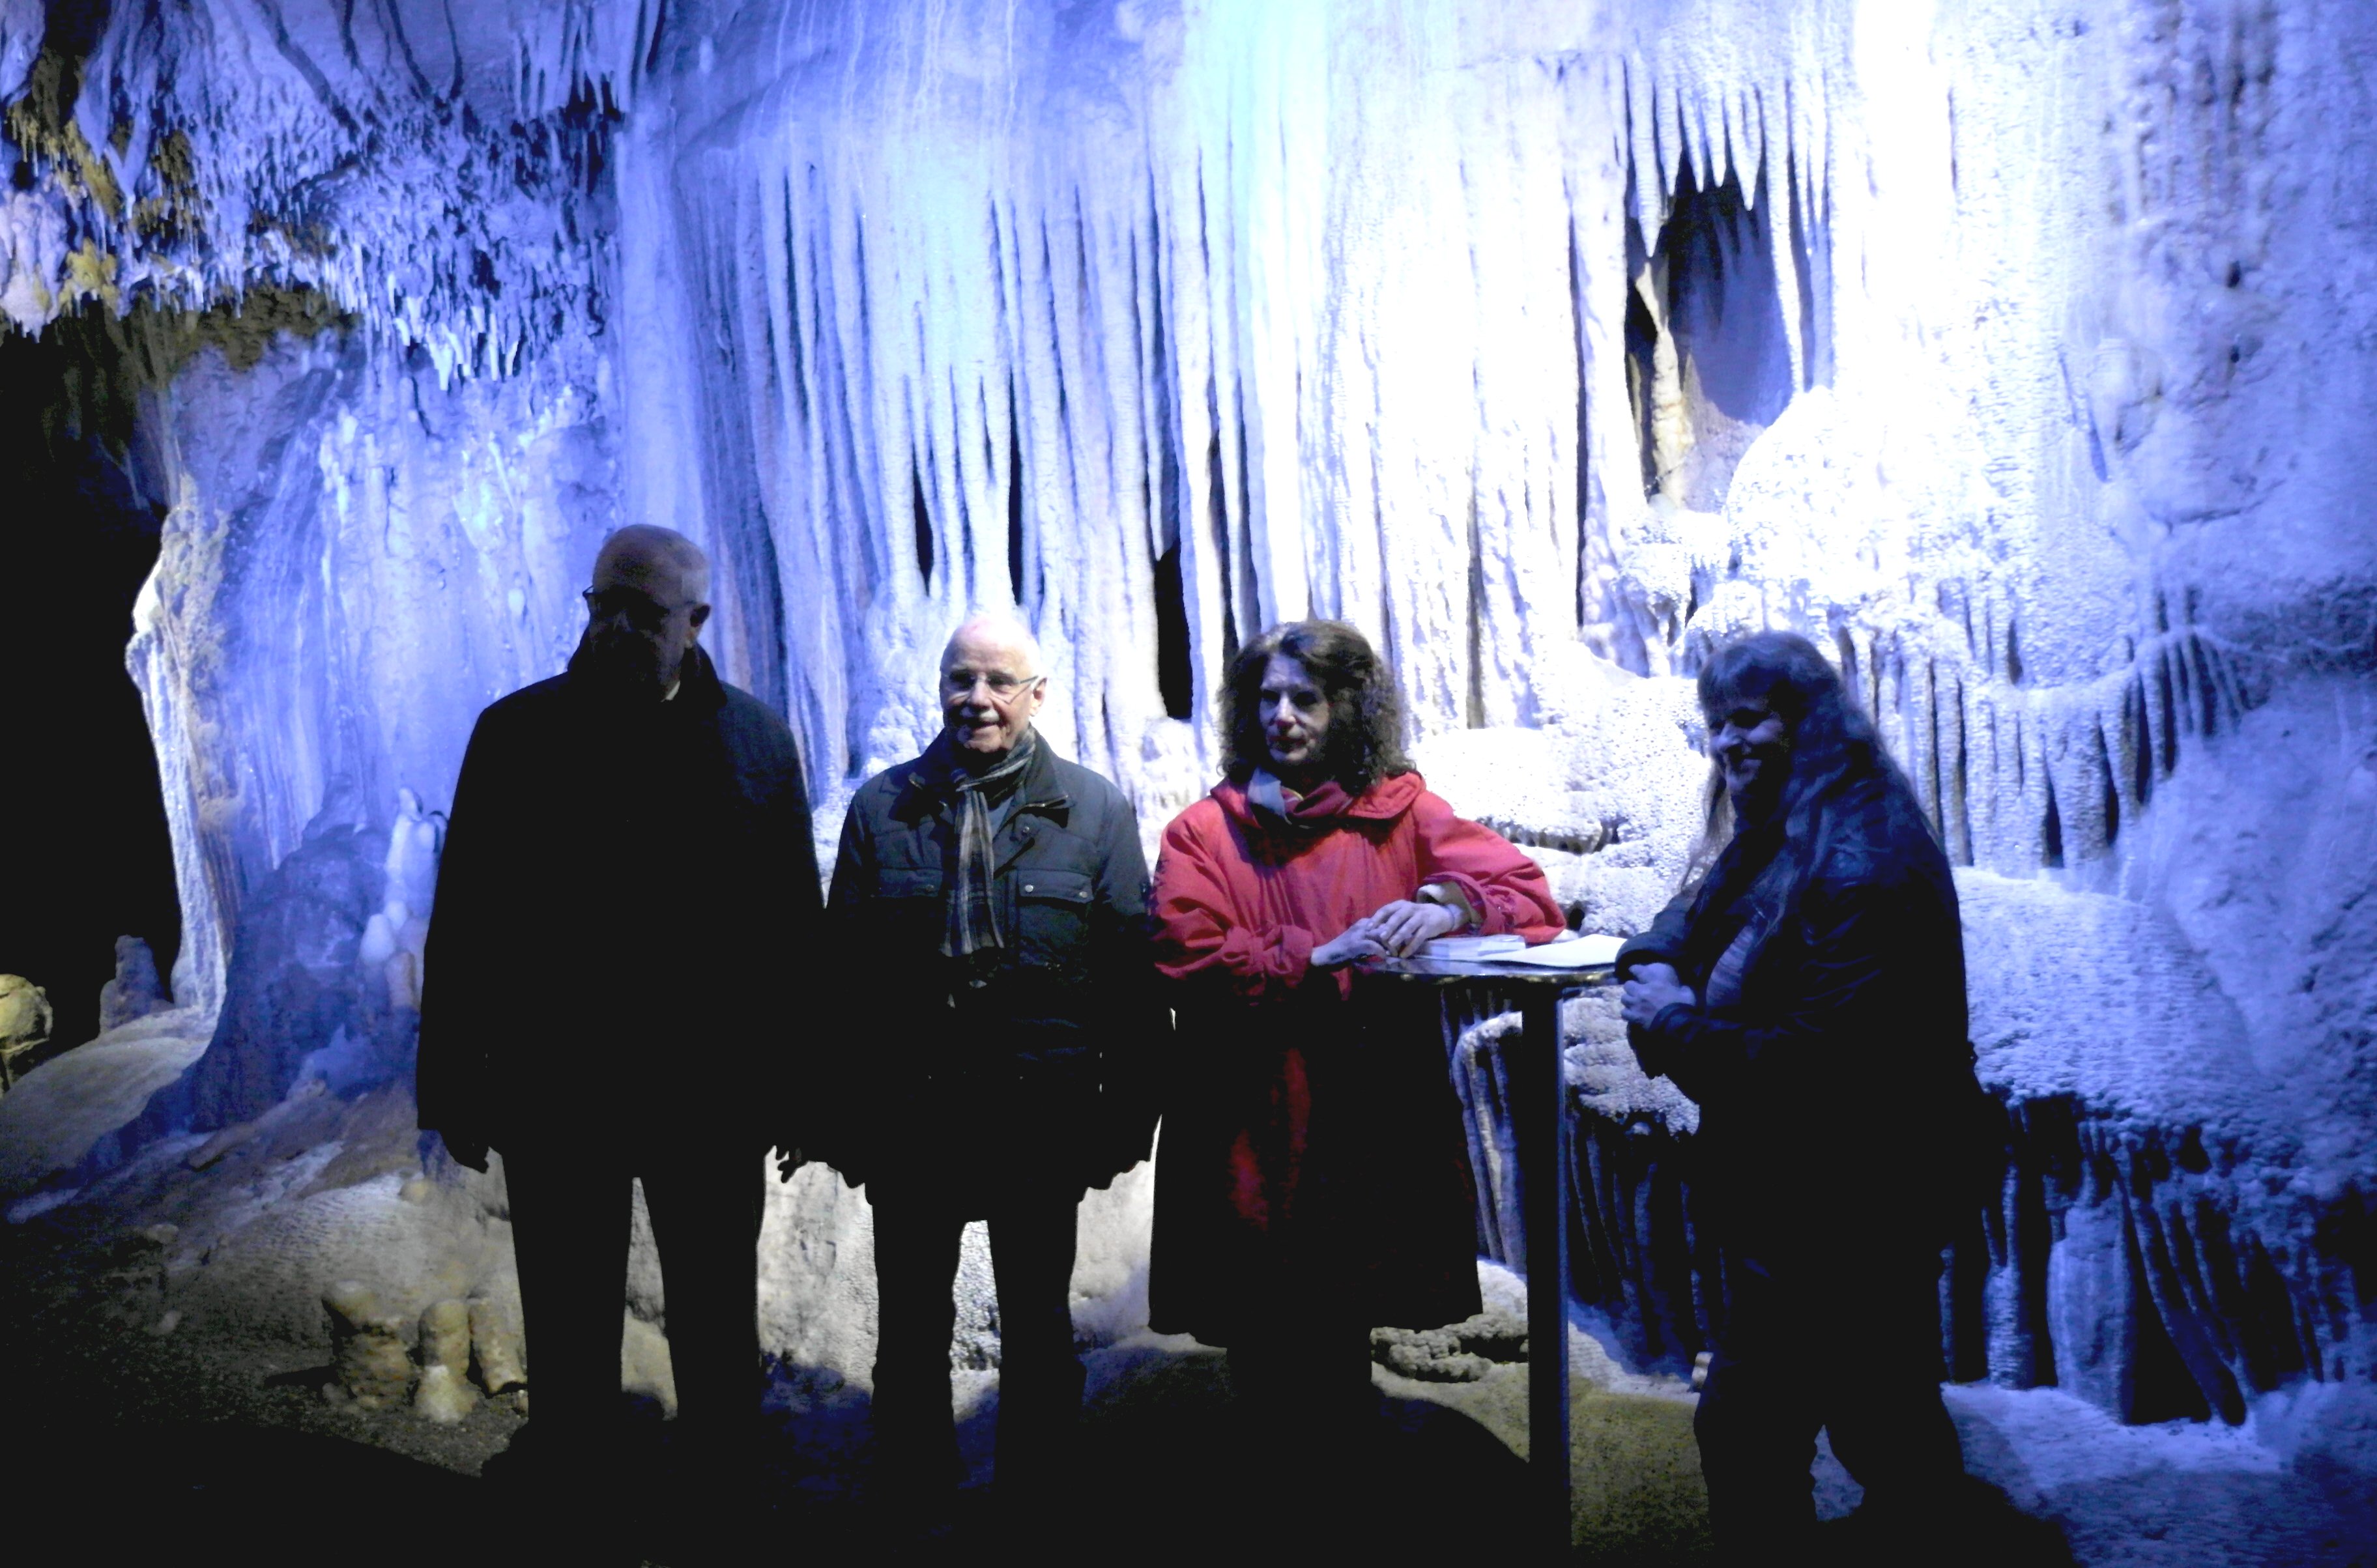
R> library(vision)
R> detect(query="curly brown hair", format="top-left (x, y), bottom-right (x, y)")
top-left (1220, 620), bottom-right (1413, 791)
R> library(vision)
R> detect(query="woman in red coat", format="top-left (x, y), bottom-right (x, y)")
top-left (1149, 620), bottom-right (1565, 1442)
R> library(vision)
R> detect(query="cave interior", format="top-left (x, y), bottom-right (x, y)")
top-left (0, 1), bottom-right (2372, 1561)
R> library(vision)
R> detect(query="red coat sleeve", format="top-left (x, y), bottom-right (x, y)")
top-left (1409, 793), bottom-right (1567, 942)
top-left (1153, 802), bottom-right (1329, 1002)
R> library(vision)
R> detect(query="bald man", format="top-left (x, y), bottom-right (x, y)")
top-left (417, 526), bottom-right (820, 1541)
top-left (822, 613), bottom-right (1160, 1526)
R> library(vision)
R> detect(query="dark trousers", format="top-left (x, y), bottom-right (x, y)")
top-left (1228, 1314), bottom-right (1375, 1423)
top-left (870, 1181), bottom-right (1086, 1495)
top-left (1695, 1249), bottom-right (1967, 1556)
top-left (504, 1137), bottom-right (766, 1464)
top-left (1224, 1304), bottom-right (1377, 1537)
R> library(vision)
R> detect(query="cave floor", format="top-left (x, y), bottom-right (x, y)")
top-left (3, 1236), bottom-right (1671, 1565)
top-left (8, 1168), bottom-right (2372, 1565)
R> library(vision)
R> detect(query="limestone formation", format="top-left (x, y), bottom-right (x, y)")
top-left (412, 1363), bottom-right (475, 1425)
top-left (356, 795), bottom-right (437, 1015)
top-left (1371, 1311), bottom-right (1530, 1384)
top-left (418, 1298), bottom-right (471, 1376)
top-left (97, 937), bottom-right (167, 1034)
top-left (184, 1120), bottom-right (257, 1171)
top-left (323, 1281), bottom-right (412, 1410)
top-left (468, 1295), bottom-right (526, 1395)
top-left (621, 1314), bottom-right (676, 1418)
top-left (0, 1015), bottom-right (209, 1195)
top-left (0, 975), bottom-right (52, 1091)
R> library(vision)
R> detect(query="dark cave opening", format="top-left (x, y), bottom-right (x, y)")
top-left (910, 461), bottom-right (934, 590)
top-left (1005, 403), bottom-right (1027, 608)
top-left (1623, 162), bottom-right (1806, 516)
top-left (1203, 426), bottom-right (1237, 666)
top-left (0, 319), bottom-right (184, 1057)
top-left (1610, 156), bottom-right (1820, 680)
top-left (2123, 1221), bottom-right (2214, 1425)
top-left (1153, 542), bottom-right (1193, 720)
top-left (1622, 266), bottom-right (1662, 500)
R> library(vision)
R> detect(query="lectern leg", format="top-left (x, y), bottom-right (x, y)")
top-left (1517, 989), bottom-right (1572, 1553)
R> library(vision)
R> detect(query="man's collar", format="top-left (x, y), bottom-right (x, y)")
top-left (905, 727), bottom-right (1069, 811)
top-left (560, 636), bottom-right (723, 711)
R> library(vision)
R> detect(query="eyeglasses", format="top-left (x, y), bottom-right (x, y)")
top-left (583, 587), bottom-right (689, 634)
top-left (942, 669), bottom-right (1045, 700)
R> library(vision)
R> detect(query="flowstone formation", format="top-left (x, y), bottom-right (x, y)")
top-left (0, 2), bottom-right (2372, 1554)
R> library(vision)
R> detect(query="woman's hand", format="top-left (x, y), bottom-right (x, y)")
top-left (1621, 962), bottom-right (1697, 1025)
top-left (1366, 899), bottom-right (1465, 957)
top-left (1312, 919), bottom-right (1389, 969)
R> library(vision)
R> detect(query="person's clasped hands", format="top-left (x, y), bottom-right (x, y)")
top-left (1620, 962), bottom-right (1698, 1026)
top-left (1312, 898), bottom-right (1467, 967)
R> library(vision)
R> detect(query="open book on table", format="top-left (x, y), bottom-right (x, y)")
top-left (1418, 931), bottom-right (1624, 968)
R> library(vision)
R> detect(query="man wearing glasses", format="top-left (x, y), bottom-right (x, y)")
top-left (417, 524), bottom-right (820, 1554)
top-left (820, 612), bottom-right (1159, 1533)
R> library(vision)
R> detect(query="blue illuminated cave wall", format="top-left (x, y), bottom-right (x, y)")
top-left (3, 0), bottom-right (2372, 1443)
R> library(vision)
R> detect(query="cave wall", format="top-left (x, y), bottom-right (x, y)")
top-left (2, 0), bottom-right (633, 1010)
top-left (1, 0), bottom-right (2370, 1414)
top-left (126, 330), bottom-right (616, 1014)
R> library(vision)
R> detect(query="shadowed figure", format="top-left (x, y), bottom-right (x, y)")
top-left (414, 525), bottom-right (820, 1559)
top-left (816, 612), bottom-right (1162, 1538)
top-left (1617, 630), bottom-right (2038, 1561)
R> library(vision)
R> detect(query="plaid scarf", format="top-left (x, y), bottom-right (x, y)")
top-left (934, 728), bottom-right (1040, 962)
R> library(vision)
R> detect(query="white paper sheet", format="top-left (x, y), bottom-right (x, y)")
top-left (1493, 932), bottom-right (1624, 968)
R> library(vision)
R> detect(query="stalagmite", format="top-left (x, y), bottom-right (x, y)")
top-left (468, 1295), bottom-right (527, 1397)
top-left (323, 1281), bottom-right (412, 1411)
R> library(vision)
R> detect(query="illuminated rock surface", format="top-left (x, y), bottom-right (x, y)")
top-left (96, 936), bottom-right (168, 1035)
top-left (0, 1), bottom-right (2372, 1559)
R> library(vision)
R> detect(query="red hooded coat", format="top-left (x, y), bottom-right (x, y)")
top-left (1147, 771), bottom-right (1564, 1342)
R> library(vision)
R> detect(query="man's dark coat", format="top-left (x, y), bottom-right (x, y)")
top-left (821, 732), bottom-right (1159, 1200)
top-left (416, 641), bottom-right (821, 1150)
top-left (1617, 771), bottom-right (1980, 1261)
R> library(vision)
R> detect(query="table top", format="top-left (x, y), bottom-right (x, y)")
top-left (1357, 953), bottom-right (1616, 988)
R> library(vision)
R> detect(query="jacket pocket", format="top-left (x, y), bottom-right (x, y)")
top-left (868, 865), bottom-right (947, 948)
top-left (1015, 868), bottom-right (1095, 969)
top-left (878, 866), bottom-right (945, 898)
